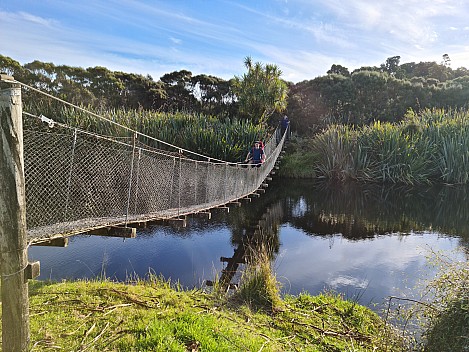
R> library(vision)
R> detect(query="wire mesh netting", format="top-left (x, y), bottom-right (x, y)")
top-left (24, 115), bottom-right (287, 242)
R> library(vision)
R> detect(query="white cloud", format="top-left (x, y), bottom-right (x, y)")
top-left (1, 0), bottom-right (468, 83)
top-left (169, 37), bottom-right (182, 45)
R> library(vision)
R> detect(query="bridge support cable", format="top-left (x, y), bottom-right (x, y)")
top-left (23, 115), bottom-right (287, 242)
top-left (11, 78), bottom-right (288, 242)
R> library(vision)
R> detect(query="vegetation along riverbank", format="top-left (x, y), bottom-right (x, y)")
top-left (9, 273), bottom-right (404, 351)
top-left (2, 247), bottom-right (467, 351)
top-left (280, 108), bottom-right (469, 185)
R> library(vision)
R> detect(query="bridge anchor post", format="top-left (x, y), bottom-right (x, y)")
top-left (0, 76), bottom-right (32, 352)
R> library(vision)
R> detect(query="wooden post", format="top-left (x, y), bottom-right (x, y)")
top-left (0, 79), bottom-right (30, 351)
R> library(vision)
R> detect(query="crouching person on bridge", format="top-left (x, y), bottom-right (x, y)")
top-left (245, 141), bottom-right (265, 167)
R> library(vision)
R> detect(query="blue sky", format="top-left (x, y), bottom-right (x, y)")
top-left (1, 0), bottom-right (469, 83)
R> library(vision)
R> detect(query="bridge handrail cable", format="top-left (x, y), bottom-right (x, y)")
top-left (7, 79), bottom-right (287, 243)
top-left (14, 79), bottom-right (240, 165)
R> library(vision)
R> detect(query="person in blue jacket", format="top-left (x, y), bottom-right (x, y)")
top-left (245, 141), bottom-right (265, 167)
top-left (281, 115), bottom-right (290, 139)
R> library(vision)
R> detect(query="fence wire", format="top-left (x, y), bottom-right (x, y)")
top-left (24, 115), bottom-right (287, 242)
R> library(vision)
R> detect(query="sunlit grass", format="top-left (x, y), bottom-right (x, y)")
top-left (233, 243), bottom-right (283, 312)
top-left (10, 272), bottom-right (404, 351)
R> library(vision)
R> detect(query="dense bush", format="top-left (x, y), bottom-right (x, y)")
top-left (310, 108), bottom-right (469, 184)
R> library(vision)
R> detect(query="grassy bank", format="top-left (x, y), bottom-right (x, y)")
top-left (0, 278), bottom-right (400, 352)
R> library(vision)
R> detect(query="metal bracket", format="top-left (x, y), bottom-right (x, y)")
top-left (40, 114), bottom-right (56, 128)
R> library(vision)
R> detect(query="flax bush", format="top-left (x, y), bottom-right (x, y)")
top-left (312, 108), bottom-right (469, 184)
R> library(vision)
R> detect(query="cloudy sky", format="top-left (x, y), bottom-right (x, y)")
top-left (1, 0), bottom-right (469, 83)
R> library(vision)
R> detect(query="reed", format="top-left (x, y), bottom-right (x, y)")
top-left (234, 243), bottom-right (282, 311)
top-left (312, 108), bottom-right (469, 184)
top-left (24, 101), bottom-right (267, 162)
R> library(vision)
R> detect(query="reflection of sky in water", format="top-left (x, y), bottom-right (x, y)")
top-left (275, 225), bottom-right (465, 308)
top-left (29, 224), bottom-right (233, 288)
top-left (291, 196), bottom-right (307, 217)
top-left (29, 221), bottom-right (466, 312)
top-left (29, 180), bottom-right (469, 312)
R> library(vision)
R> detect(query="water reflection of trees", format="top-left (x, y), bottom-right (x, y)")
top-left (278, 179), bottom-right (469, 246)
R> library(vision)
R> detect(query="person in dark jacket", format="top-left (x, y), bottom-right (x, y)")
top-left (281, 115), bottom-right (290, 138)
top-left (245, 141), bottom-right (265, 167)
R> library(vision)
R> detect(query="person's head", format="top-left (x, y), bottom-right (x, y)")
top-left (254, 142), bottom-right (260, 148)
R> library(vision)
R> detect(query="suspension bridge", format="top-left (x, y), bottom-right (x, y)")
top-left (0, 74), bottom-right (288, 351)
top-left (22, 97), bottom-right (286, 246)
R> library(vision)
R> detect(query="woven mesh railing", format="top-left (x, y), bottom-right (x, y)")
top-left (24, 115), bottom-right (287, 242)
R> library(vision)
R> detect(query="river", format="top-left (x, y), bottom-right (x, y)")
top-left (29, 178), bottom-right (468, 312)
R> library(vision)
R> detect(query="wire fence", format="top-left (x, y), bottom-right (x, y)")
top-left (24, 113), bottom-right (287, 242)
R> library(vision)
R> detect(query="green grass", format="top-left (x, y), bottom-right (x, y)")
top-left (277, 136), bottom-right (316, 178)
top-left (6, 276), bottom-right (403, 351)
top-left (233, 244), bottom-right (283, 312)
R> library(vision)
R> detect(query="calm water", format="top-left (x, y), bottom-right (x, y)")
top-left (29, 179), bottom-right (468, 311)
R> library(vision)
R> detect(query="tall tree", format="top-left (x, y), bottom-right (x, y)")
top-left (190, 74), bottom-right (233, 116)
top-left (442, 54), bottom-right (451, 67)
top-left (86, 66), bottom-right (124, 108)
top-left (327, 64), bottom-right (350, 77)
top-left (380, 56), bottom-right (401, 76)
top-left (233, 56), bottom-right (288, 125)
top-left (160, 70), bottom-right (198, 112)
top-left (115, 72), bottom-right (166, 110)
top-left (0, 55), bottom-right (28, 81)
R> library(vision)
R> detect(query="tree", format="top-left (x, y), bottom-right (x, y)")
top-left (190, 74), bottom-right (233, 116)
top-left (380, 56), bottom-right (401, 76)
top-left (115, 72), bottom-right (167, 110)
top-left (233, 57), bottom-right (288, 125)
top-left (24, 60), bottom-right (57, 92)
top-left (86, 66), bottom-right (125, 108)
top-left (0, 55), bottom-right (28, 81)
top-left (160, 70), bottom-right (198, 112)
top-left (327, 64), bottom-right (350, 77)
top-left (56, 65), bottom-right (96, 106)
top-left (442, 54), bottom-right (451, 67)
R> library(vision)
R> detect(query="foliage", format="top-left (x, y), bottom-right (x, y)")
top-left (4, 53), bottom-right (469, 137)
top-left (287, 56), bottom-right (469, 135)
top-left (285, 80), bottom-right (328, 135)
top-left (385, 249), bottom-right (469, 351)
top-left (233, 56), bottom-right (289, 126)
top-left (24, 101), bottom-right (268, 162)
top-left (0, 54), bottom-right (233, 116)
top-left (277, 136), bottom-right (316, 178)
top-left (419, 250), bottom-right (469, 352)
top-left (233, 243), bottom-right (283, 311)
top-left (309, 108), bottom-right (469, 184)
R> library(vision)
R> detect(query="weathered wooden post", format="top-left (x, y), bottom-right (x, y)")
top-left (0, 74), bottom-right (31, 351)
